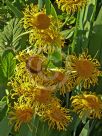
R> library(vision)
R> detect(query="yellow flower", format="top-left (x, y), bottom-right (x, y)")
top-left (22, 4), bottom-right (64, 53)
top-left (31, 86), bottom-right (61, 114)
top-left (23, 4), bottom-right (54, 31)
top-left (26, 55), bottom-right (43, 73)
top-left (33, 86), bottom-right (55, 105)
top-left (15, 48), bottom-right (34, 62)
top-left (66, 51), bottom-right (101, 88)
top-left (9, 49), bottom-right (48, 94)
top-left (43, 104), bottom-right (72, 131)
top-left (71, 92), bottom-right (102, 119)
top-left (17, 49), bottom-right (47, 73)
top-left (30, 28), bottom-right (64, 54)
top-left (9, 61), bottom-right (35, 95)
top-left (48, 68), bottom-right (75, 95)
top-left (56, 0), bottom-right (87, 13)
top-left (9, 97), bottom-right (34, 131)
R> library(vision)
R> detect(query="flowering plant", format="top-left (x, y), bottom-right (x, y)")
top-left (0, 0), bottom-right (102, 136)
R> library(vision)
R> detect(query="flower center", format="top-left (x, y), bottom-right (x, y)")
top-left (16, 108), bottom-right (33, 123)
top-left (32, 13), bottom-right (50, 29)
top-left (27, 56), bottom-right (42, 73)
top-left (35, 88), bottom-right (51, 104)
top-left (50, 108), bottom-right (64, 121)
top-left (75, 59), bottom-right (94, 78)
top-left (54, 71), bottom-right (65, 82)
top-left (42, 33), bottom-right (53, 42)
top-left (84, 95), bottom-right (100, 109)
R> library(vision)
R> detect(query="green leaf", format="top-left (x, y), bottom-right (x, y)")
top-left (79, 121), bottom-right (89, 136)
top-left (0, 18), bottom-right (27, 54)
top-left (72, 0), bottom-right (96, 54)
top-left (0, 99), bottom-right (8, 121)
top-left (0, 58), bottom-right (6, 84)
top-left (44, 0), bottom-right (51, 15)
top-left (61, 28), bottom-right (75, 39)
top-left (51, 4), bottom-right (57, 19)
top-left (17, 115), bottom-right (73, 136)
top-left (89, 6), bottom-right (102, 60)
top-left (18, 124), bottom-right (31, 136)
top-left (38, 0), bottom-right (43, 10)
top-left (44, 0), bottom-right (57, 18)
top-left (88, 7), bottom-right (102, 92)
top-left (1, 49), bottom-right (16, 80)
top-left (73, 117), bottom-right (81, 136)
top-left (0, 116), bottom-right (12, 136)
top-left (0, 57), bottom-right (7, 99)
top-left (6, 0), bottom-right (23, 18)
top-left (49, 49), bottom-right (62, 67)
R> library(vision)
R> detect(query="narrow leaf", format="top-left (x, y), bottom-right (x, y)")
top-left (0, 117), bottom-right (12, 136)
top-left (6, 0), bottom-right (23, 18)
top-left (79, 121), bottom-right (89, 136)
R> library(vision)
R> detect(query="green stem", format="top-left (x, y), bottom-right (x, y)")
top-left (87, 120), bottom-right (96, 136)
top-left (73, 118), bottom-right (81, 136)
top-left (12, 30), bottom-right (32, 44)
top-left (38, 0), bottom-right (43, 10)
top-left (71, 10), bottom-right (80, 53)
top-left (66, 92), bottom-right (70, 108)
top-left (61, 16), bottom-right (70, 28)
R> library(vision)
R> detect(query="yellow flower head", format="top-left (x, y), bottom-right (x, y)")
top-left (9, 97), bottom-right (34, 131)
top-left (9, 61), bottom-right (35, 95)
top-left (33, 86), bottom-right (55, 105)
top-left (22, 4), bottom-right (64, 54)
top-left (23, 4), bottom-right (54, 30)
top-left (17, 49), bottom-right (47, 73)
top-left (26, 55), bottom-right (43, 73)
top-left (71, 92), bottom-right (102, 119)
top-left (31, 12), bottom-right (51, 29)
top-left (15, 48), bottom-right (34, 62)
top-left (66, 51), bottom-right (101, 88)
top-left (9, 49), bottom-right (48, 95)
top-left (43, 104), bottom-right (72, 131)
top-left (31, 28), bottom-right (64, 54)
top-left (56, 0), bottom-right (87, 13)
top-left (48, 68), bottom-right (75, 95)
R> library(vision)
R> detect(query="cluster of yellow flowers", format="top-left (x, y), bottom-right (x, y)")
top-left (8, 1), bottom-right (102, 133)
top-left (8, 48), bottom-right (73, 131)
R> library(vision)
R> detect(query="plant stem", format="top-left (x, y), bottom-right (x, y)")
top-left (73, 118), bottom-right (81, 136)
top-left (87, 120), bottom-right (96, 136)
top-left (66, 92), bottom-right (70, 108)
